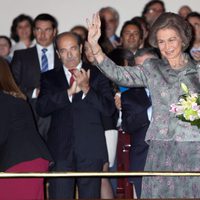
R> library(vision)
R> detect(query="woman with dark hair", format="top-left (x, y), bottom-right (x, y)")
top-left (108, 48), bottom-right (135, 66)
top-left (87, 12), bottom-right (200, 198)
top-left (71, 25), bottom-right (88, 42)
top-left (10, 14), bottom-right (34, 56)
top-left (142, 0), bottom-right (165, 28)
top-left (0, 57), bottom-right (52, 199)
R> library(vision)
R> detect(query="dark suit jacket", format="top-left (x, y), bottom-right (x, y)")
top-left (36, 63), bottom-right (115, 162)
top-left (0, 91), bottom-right (52, 171)
top-left (11, 46), bottom-right (61, 98)
top-left (11, 46), bottom-right (62, 140)
top-left (121, 87), bottom-right (151, 171)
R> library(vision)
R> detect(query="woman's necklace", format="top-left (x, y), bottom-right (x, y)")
top-left (170, 53), bottom-right (188, 70)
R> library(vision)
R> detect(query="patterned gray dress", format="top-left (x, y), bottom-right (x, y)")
top-left (97, 55), bottom-right (200, 198)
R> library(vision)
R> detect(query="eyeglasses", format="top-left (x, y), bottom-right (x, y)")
top-left (34, 27), bottom-right (54, 34)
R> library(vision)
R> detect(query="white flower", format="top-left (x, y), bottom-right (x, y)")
top-left (169, 83), bottom-right (200, 128)
top-left (192, 103), bottom-right (199, 111)
top-left (189, 115), bottom-right (196, 121)
top-left (198, 110), bottom-right (200, 117)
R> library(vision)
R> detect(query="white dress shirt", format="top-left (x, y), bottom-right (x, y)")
top-left (145, 88), bottom-right (152, 122)
top-left (32, 43), bottom-right (55, 98)
top-left (63, 61), bottom-right (85, 102)
top-left (36, 43), bottom-right (55, 71)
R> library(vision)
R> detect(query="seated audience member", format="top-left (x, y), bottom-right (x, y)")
top-left (10, 14), bottom-right (35, 56)
top-left (36, 32), bottom-right (115, 199)
top-left (142, 0), bottom-right (165, 28)
top-left (0, 57), bottom-right (52, 200)
top-left (0, 36), bottom-right (12, 63)
top-left (186, 12), bottom-right (200, 62)
top-left (70, 25), bottom-right (88, 42)
top-left (178, 5), bottom-right (192, 19)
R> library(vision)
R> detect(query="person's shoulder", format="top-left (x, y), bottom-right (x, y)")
top-left (144, 57), bottom-right (161, 64)
top-left (143, 57), bottom-right (164, 69)
top-left (12, 46), bottom-right (36, 57)
top-left (0, 91), bottom-right (14, 101)
top-left (0, 91), bottom-right (26, 109)
top-left (41, 65), bottom-right (63, 79)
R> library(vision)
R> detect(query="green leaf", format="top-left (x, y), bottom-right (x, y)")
top-left (180, 83), bottom-right (189, 94)
top-left (197, 96), bottom-right (200, 105)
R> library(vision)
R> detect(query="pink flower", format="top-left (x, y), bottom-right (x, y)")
top-left (192, 103), bottom-right (200, 111)
top-left (169, 104), bottom-right (177, 113)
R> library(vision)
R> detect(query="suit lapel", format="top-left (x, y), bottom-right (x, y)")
top-left (30, 46), bottom-right (40, 70)
top-left (54, 50), bottom-right (62, 69)
top-left (56, 67), bottom-right (69, 89)
top-left (27, 47), bottom-right (41, 86)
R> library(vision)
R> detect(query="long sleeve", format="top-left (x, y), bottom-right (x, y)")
top-left (0, 102), bottom-right (10, 146)
top-left (36, 73), bottom-right (70, 117)
top-left (11, 51), bottom-right (35, 99)
top-left (11, 51), bottom-right (22, 87)
top-left (11, 47), bottom-right (42, 99)
top-left (97, 56), bottom-right (149, 88)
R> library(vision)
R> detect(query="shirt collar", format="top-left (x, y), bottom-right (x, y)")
top-left (36, 43), bottom-right (54, 52)
top-left (63, 61), bottom-right (82, 75)
top-left (109, 35), bottom-right (117, 42)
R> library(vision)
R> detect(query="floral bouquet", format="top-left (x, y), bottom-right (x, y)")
top-left (170, 83), bottom-right (200, 129)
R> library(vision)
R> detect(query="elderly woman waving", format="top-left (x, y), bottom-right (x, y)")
top-left (87, 12), bottom-right (200, 198)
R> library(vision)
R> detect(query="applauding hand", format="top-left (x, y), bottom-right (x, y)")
top-left (74, 69), bottom-right (90, 94)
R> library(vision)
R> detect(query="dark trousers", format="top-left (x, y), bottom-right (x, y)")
top-left (49, 152), bottom-right (103, 199)
top-left (129, 144), bottom-right (149, 198)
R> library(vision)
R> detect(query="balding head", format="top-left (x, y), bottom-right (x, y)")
top-left (55, 32), bottom-right (83, 69)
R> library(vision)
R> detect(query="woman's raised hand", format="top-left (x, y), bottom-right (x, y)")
top-left (87, 13), bottom-right (101, 47)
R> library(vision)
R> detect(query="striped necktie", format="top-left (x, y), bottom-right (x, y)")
top-left (41, 48), bottom-right (48, 73)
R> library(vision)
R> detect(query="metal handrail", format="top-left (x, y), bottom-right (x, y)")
top-left (1, 171), bottom-right (200, 178)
